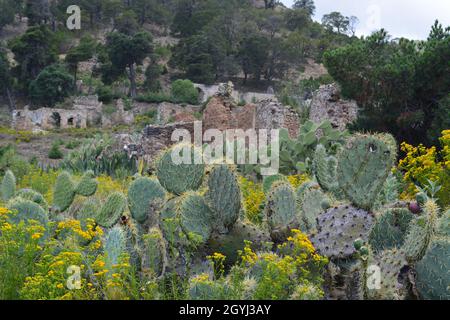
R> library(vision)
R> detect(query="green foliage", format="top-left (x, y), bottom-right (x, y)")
top-left (128, 177), bottom-right (165, 224)
top-left (155, 145), bottom-right (205, 196)
top-left (142, 228), bottom-right (165, 275)
top-left (324, 23), bottom-right (450, 145)
top-left (76, 197), bottom-right (101, 222)
top-left (337, 134), bottom-right (395, 210)
top-left (205, 165), bottom-right (241, 231)
top-left (52, 171), bottom-right (75, 213)
top-left (9, 25), bottom-right (57, 91)
top-left (61, 135), bottom-right (138, 178)
top-left (279, 120), bottom-right (347, 175)
top-left (170, 79), bottom-right (199, 105)
top-left (48, 142), bottom-right (64, 160)
top-left (97, 192), bottom-right (127, 228)
top-left (1, 170), bottom-right (16, 201)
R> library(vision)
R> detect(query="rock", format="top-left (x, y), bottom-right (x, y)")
top-left (309, 83), bottom-right (358, 131)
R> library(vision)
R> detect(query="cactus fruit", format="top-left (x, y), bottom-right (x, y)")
top-left (205, 165), bottom-right (241, 231)
top-left (1, 170), bottom-right (16, 201)
top-left (311, 205), bottom-right (374, 259)
top-left (53, 171), bottom-right (76, 212)
top-left (403, 200), bottom-right (439, 263)
top-left (298, 188), bottom-right (329, 232)
top-left (177, 193), bottom-right (214, 243)
top-left (7, 197), bottom-right (48, 226)
top-left (97, 192), bottom-right (127, 228)
top-left (369, 208), bottom-right (414, 253)
top-left (155, 144), bottom-right (205, 195)
top-left (265, 182), bottom-right (299, 242)
top-left (104, 226), bottom-right (128, 272)
top-left (15, 189), bottom-right (48, 211)
top-left (313, 144), bottom-right (339, 195)
top-left (128, 177), bottom-right (165, 224)
top-left (262, 174), bottom-right (287, 194)
top-left (337, 134), bottom-right (395, 210)
top-left (415, 237), bottom-right (450, 300)
top-left (75, 170), bottom-right (98, 197)
top-left (366, 248), bottom-right (408, 300)
top-left (206, 220), bottom-right (271, 265)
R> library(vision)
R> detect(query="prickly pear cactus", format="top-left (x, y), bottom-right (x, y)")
top-left (142, 227), bottom-right (166, 276)
top-left (373, 173), bottom-right (400, 209)
top-left (366, 248), bottom-right (408, 300)
top-left (207, 220), bottom-right (271, 265)
top-left (436, 210), bottom-right (449, 236)
top-left (75, 170), bottom-right (98, 197)
top-left (298, 188), bottom-right (329, 232)
top-left (262, 174), bottom-right (287, 194)
top-left (337, 134), bottom-right (395, 210)
top-left (205, 165), bottom-right (241, 231)
top-left (128, 177), bottom-right (165, 224)
top-left (7, 198), bottom-right (49, 226)
top-left (415, 237), bottom-right (450, 300)
top-left (76, 197), bottom-right (101, 222)
top-left (403, 200), bottom-right (439, 263)
top-left (1, 170), bottom-right (16, 201)
top-left (369, 208), bottom-right (414, 253)
top-left (155, 144), bottom-right (205, 195)
top-left (311, 205), bottom-right (374, 259)
top-left (265, 182), bottom-right (299, 242)
top-left (104, 226), bottom-right (128, 273)
top-left (313, 144), bottom-right (339, 195)
top-left (15, 189), bottom-right (48, 211)
top-left (97, 192), bottom-right (127, 228)
top-left (296, 181), bottom-right (319, 204)
top-left (177, 193), bottom-right (214, 243)
top-left (53, 171), bottom-right (76, 212)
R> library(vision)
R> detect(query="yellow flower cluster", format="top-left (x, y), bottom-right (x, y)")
top-left (287, 174), bottom-right (310, 189)
top-left (238, 177), bottom-right (265, 224)
top-left (56, 219), bottom-right (103, 242)
top-left (396, 130), bottom-right (450, 206)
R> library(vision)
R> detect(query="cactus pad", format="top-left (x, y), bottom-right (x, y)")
top-left (97, 192), bottom-right (127, 228)
top-left (128, 177), bottom-right (165, 224)
top-left (1, 170), bottom-right (16, 201)
top-left (337, 134), bottom-right (395, 210)
top-left (178, 193), bottom-right (214, 243)
top-left (311, 205), bottom-right (374, 259)
top-left (53, 171), bottom-right (76, 212)
top-left (369, 208), bottom-right (414, 253)
top-left (415, 237), bottom-right (450, 300)
top-left (75, 170), bottom-right (98, 197)
top-left (156, 145), bottom-right (205, 195)
top-left (205, 165), bottom-right (241, 231)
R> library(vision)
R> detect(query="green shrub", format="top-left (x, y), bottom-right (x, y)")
top-left (48, 143), bottom-right (64, 160)
top-left (171, 79), bottom-right (199, 105)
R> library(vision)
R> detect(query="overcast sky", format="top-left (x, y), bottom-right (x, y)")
top-left (281, 0), bottom-right (450, 39)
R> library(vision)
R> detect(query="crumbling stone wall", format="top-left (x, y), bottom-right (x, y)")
top-left (157, 102), bottom-right (201, 124)
top-left (12, 107), bottom-right (88, 131)
top-left (309, 84), bottom-right (358, 131)
top-left (141, 122), bottom-right (196, 164)
top-left (194, 83), bottom-right (276, 104)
